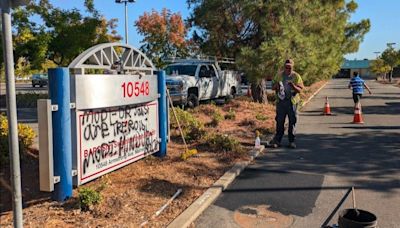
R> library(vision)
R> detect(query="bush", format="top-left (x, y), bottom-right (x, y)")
top-left (17, 93), bottom-right (48, 108)
top-left (78, 187), bottom-right (102, 211)
top-left (255, 113), bottom-right (268, 121)
top-left (170, 107), bottom-right (206, 142)
top-left (239, 118), bottom-right (255, 127)
top-left (205, 133), bottom-right (244, 154)
top-left (180, 148), bottom-right (198, 160)
top-left (255, 127), bottom-right (274, 136)
top-left (0, 114), bottom-right (36, 165)
top-left (209, 109), bottom-right (224, 127)
top-left (196, 103), bottom-right (217, 115)
top-left (224, 108), bottom-right (236, 120)
top-left (0, 93), bottom-right (49, 108)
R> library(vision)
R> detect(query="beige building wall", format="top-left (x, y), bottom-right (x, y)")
top-left (350, 68), bottom-right (376, 79)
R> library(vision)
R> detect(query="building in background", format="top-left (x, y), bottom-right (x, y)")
top-left (335, 59), bottom-right (375, 79)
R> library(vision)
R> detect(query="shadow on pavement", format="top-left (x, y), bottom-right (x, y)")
top-left (256, 131), bottom-right (400, 191)
top-left (213, 131), bottom-right (400, 217)
top-left (332, 126), bottom-right (400, 130)
top-left (330, 102), bottom-right (400, 115)
top-left (214, 170), bottom-right (324, 217)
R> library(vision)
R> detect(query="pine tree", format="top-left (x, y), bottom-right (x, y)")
top-left (188, 0), bottom-right (370, 102)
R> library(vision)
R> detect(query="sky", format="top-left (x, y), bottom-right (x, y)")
top-left (47, 0), bottom-right (400, 60)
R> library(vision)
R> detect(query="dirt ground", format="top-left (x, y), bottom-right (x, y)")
top-left (375, 78), bottom-right (400, 88)
top-left (0, 81), bottom-right (325, 228)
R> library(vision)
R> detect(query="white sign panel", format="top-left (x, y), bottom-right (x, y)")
top-left (76, 101), bottom-right (159, 184)
top-left (73, 74), bottom-right (158, 110)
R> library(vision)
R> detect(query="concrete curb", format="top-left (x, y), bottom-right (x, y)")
top-left (167, 80), bottom-right (327, 227)
top-left (300, 80), bottom-right (329, 110)
top-left (167, 145), bottom-right (265, 228)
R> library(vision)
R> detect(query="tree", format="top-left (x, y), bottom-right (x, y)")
top-left (381, 44), bottom-right (400, 82)
top-left (6, 0), bottom-right (121, 70)
top-left (14, 57), bottom-right (32, 78)
top-left (30, 0), bottom-right (121, 66)
top-left (135, 8), bottom-right (189, 68)
top-left (370, 58), bottom-right (391, 80)
top-left (188, 0), bottom-right (370, 103)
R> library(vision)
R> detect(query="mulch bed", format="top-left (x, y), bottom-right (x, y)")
top-left (0, 81), bottom-right (325, 227)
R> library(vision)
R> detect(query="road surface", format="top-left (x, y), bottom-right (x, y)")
top-left (0, 82), bottom-right (47, 95)
top-left (195, 79), bottom-right (400, 227)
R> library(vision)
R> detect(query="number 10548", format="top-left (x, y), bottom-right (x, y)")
top-left (121, 81), bottom-right (150, 98)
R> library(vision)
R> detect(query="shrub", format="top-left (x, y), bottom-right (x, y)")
top-left (255, 127), bottom-right (274, 136)
top-left (224, 108), bottom-right (236, 120)
top-left (78, 187), bottom-right (102, 211)
top-left (239, 118), bottom-right (255, 127)
top-left (196, 103), bottom-right (217, 115)
top-left (180, 148), bottom-right (198, 160)
top-left (255, 113), bottom-right (268, 121)
top-left (17, 93), bottom-right (48, 108)
top-left (209, 109), bottom-right (224, 127)
top-left (0, 93), bottom-right (49, 108)
top-left (0, 114), bottom-right (36, 165)
top-left (205, 133), bottom-right (244, 154)
top-left (170, 107), bottom-right (206, 142)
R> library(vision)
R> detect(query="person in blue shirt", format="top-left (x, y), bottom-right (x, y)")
top-left (348, 71), bottom-right (372, 106)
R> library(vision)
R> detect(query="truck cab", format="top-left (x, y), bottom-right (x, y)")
top-left (165, 58), bottom-right (240, 108)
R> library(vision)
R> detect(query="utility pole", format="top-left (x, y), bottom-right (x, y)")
top-left (115, 0), bottom-right (136, 44)
top-left (1, 0), bottom-right (28, 227)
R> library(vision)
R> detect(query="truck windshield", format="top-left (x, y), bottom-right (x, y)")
top-left (165, 65), bottom-right (197, 76)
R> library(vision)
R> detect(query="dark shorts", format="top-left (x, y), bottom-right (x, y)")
top-left (353, 93), bottom-right (362, 103)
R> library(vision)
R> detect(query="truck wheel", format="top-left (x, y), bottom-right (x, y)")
top-left (225, 87), bottom-right (236, 102)
top-left (187, 93), bottom-right (199, 108)
top-left (230, 87), bottom-right (236, 98)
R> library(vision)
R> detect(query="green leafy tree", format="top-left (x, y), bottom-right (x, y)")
top-left (370, 58), bottom-right (391, 80)
top-left (14, 57), bottom-right (32, 78)
top-left (5, 0), bottom-right (121, 71)
top-left (381, 44), bottom-right (400, 82)
top-left (0, 64), bottom-right (4, 82)
top-left (135, 8), bottom-right (189, 68)
top-left (188, 0), bottom-right (370, 103)
top-left (30, 0), bottom-right (121, 66)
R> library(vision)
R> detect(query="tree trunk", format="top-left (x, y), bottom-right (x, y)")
top-left (251, 79), bottom-right (268, 103)
top-left (389, 68), bottom-right (393, 82)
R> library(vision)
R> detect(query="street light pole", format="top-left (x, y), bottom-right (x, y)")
top-left (1, 0), bottom-right (26, 227)
top-left (124, 1), bottom-right (128, 44)
top-left (373, 52), bottom-right (380, 59)
top-left (116, 0), bottom-right (136, 44)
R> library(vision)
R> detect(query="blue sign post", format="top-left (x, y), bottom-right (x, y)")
top-left (39, 44), bottom-right (167, 199)
top-left (48, 68), bottom-right (73, 201)
top-left (155, 70), bottom-right (167, 157)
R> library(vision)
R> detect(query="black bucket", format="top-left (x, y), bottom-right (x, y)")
top-left (338, 208), bottom-right (377, 228)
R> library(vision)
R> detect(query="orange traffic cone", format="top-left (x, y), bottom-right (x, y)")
top-left (353, 102), bottom-right (364, 124)
top-left (323, 96), bottom-right (332, 115)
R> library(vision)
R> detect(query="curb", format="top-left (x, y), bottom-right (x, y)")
top-left (167, 145), bottom-right (265, 228)
top-left (167, 80), bottom-right (327, 227)
top-left (300, 80), bottom-right (329, 110)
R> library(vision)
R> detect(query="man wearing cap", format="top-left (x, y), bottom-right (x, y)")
top-left (269, 59), bottom-right (304, 149)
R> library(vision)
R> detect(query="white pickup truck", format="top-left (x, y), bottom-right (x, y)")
top-left (165, 59), bottom-right (241, 108)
